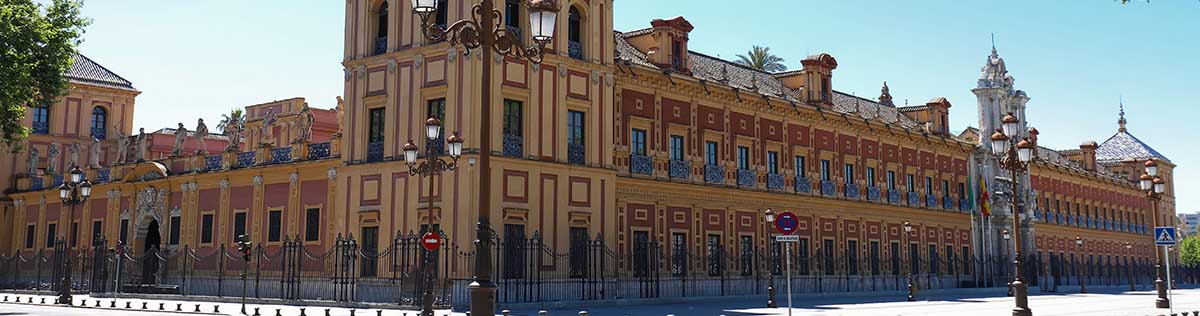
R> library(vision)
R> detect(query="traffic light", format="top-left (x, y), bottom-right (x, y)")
top-left (236, 235), bottom-right (252, 262)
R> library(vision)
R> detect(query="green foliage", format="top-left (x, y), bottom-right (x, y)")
top-left (217, 108), bottom-right (244, 133)
top-left (1180, 235), bottom-right (1200, 268)
top-left (735, 46), bottom-right (787, 73)
top-left (0, 0), bottom-right (90, 149)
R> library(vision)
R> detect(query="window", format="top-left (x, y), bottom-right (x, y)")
top-left (820, 159), bottom-right (831, 181)
top-left (847, 240), bottom-right (859, 275)
top-left (909, 243), bottom-right (920, 275)
top-left (942, 180), bottom-right (950, 197)
top-left (822, 239), bottom-right (835, 275)
top-left (736, 146), bottom-right (750, 170)
top-left (821, 77), bottom-right (831, 102)
top-left (958, 182), bottom-right (966, 199)
top-left (434, 0), bottom-right (448, 27)
top-left (69, 222), bottom-right (78, 247)
top-left (505, 0), bottom-right (521, 29)
top-left (707, 234), bottom-right (722, 276)
top-left (268, 210), bottom-right (282, 242)
top-left (120, 219), bottom-right (129, 243)
top-left (200, 215), bottom-right (213, 244)
top-left (567, 6), bottom-right (583, 59)
top-left (305, 208), bottom-right (321, 241)
top-left (45, 223), bottom-right (56, 248)
top-left (169, 216), bottom-right (181, 245)
top-left (376, 1), bottom-right (389, 39)
top-left (632, 230), bottom-right (650, 277)
top-left (671, 232), bottom-right (688, 276)
top-left (887, 171), bottom-right (896, 190)
top-left (740, 236), bottom-right (754, 276)
top-left (962, 246), bottom-right (971, 274)
top-left (504, 99), bottom-right (522, 137)
top-left (360, 226), bottom-right (379, 277)
top-left (368, 108), bottom-right (385, 143)
top-left (669, 135), bottom-right (684, 161)
top-left (91, 107), bottom-right (107, 139)
top-left (630, 128), bottom-right (647, 156)
top-left (946, 245), bottom-right (956, 275)
top-left (31, 106), bottom-right (49, 134)
top-left (427, 99), bottom-right (446, 154)
top-left (928, 244), bottom-right (939, 274)
top-left (844, 163), bottom-right (855, 184)
top-left (569, 227), bottom-right (589, 278)
top-left (504, 224), bottom-right (527, 278)
top-left (890, 242), bottom-right (901, 276)
top-left (671, 40), bottom-right (683, 70)
top-left (705, 141), bottom-right (719, 165)
top-left (91, 220), bottom-right (102, 240)
top-left (794, 156), bottom-right (806, 177)
top-left (233, 212), bottom-right (247, 241)
top-left (25, 225), bottom-right (35, 249)
top-left (767, 151), bottom-right (779, 174)
top-left (906, 174), bottom-right (915, 192)
top-left (568, 111), bottom-right (585, 153)
top-left (797, 238), bottom-right (810, 275)
top-left (866, 167), bottom-right (876, 187)
top-left (924, 176), bottom-right (933, 194)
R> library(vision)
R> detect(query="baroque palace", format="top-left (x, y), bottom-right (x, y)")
top-left (0, 0), bottom-right (1178, 308)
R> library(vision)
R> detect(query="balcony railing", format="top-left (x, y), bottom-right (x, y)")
top-left (704, 165), bottom-right (725, 184)
top-left (844, 183), bottom-right (859, 199)
top-left (943, 196), bottom-right (955, 210)
top-left (367, 141), bottom-right (385, 162)
top-left (668, 159), bottom-right (689, 179)
top-left (888, 190), bottom-right (900, 204)
top-left (866, 187), bottom-right (881, 201)
top-left (308, 142), bottom-right (331, 160)
top-left (820, 180), bottom-right (836, 196)
top-left (51, 175), bottom-right (63, 188)
top-left (736, 169), bottom-right (756, 188)
top-left (629, 154), bottom-right (653, 176)
top-left (907, 192), bottom-right (919, 206)
top-left (91, 126), bottom-right (106, 140)
top-left (32, 121), bottom-right (49, 135)
top-left (374, 37), bottom-right (387, 55)
top-left (766, 173), bottom-right (785, 190)
top-left (97, 169), bottom-right (110, 183)
top-left (960, 199), bottom-right (970, 212)
top-left (506, 25), bottom-right (523, 42)
top-left (237, 151), bottom-right (257, 168)
top-left (925, 194), bottom-right (937, 208)
top-left (31, 178), bottom-right (42, 191)
top-left (503, 134), bottom-right (523, 158)
top-left (568, 41), bottom-right (584, 60)
top-left (205, 155), bottom-right (223, 171)
top-left (271, 147), bottom-right (293, 164)
top-left (794, 177), bottom-right (811, 193)
top-left (568, 143), bottom-right (585, 165)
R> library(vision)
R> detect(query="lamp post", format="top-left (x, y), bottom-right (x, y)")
top-left (988, 112), bottom-right (1035, 316)
top-left (765, 209), bottom-right (777, 308)
top-left (404, 117), bottom-right (464, 316)
top-left (409, 1), bottom-right (558, 314)
top-left (904, 221), bottom-right (915, 302)
top-left (1126, 242), bottom-right (1135, 291)
top-left (1140, 159), bottom-right (1169, 308)
top-left (236, 235), bottom-right (252, 315)
top-left (1003, 229), bottom-right (1012, 297)
top-left (1075, 236), bottom-right (1086, 294)
top-left (56, 166), bottom-right (92, 305)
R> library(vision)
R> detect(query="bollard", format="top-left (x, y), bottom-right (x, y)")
top-left (177, 303), bottom-right (183, 311)
top-left (40, 297), bottom-right (45, 304)
top-left (377, 310), bottom-right (382, 316)
top-left (277, 308), bottom-right (283, 316)
top-left (142, 302), bottom-right (148, 309)
top-left (80, 299), bottom-right (87, 306)
top-left (195, 304), bottom-right (201, 312)
top-left (300, 308), bottom-right (306, 316)
top-left (539, 311), bottom-right (548, 316)
top-left (503, 310), bottom-right (511, 316)
top-left (2, 295), bottom-right (6, 302)
top-left (111, 300), bottom-right (116, 308)
top-left (94, 300), bottom-right (100, 307)
top-left (325, 308), bottom-right (331, 316)
top-left (159, 302), bottom-right (165, 310)
top-left (214, 305), bottom-right (220, 313)
top-left (253, 307), bottom-right (261, 316)
top-left (125, 301), bottom-right (131, 309)
top-left (351, 309), bottom-right (356, 316)
top-left (579, 311), bottom-right (588, 316)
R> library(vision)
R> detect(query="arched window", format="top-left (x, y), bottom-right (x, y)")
top-left (31, 106), bottom-right (49, 134)
top-left (91, 107), bottom-right (107, 139)
top-left (373, 1), bottom-right (389, 55)
top-left (567, 6), bottom-right (583, 60)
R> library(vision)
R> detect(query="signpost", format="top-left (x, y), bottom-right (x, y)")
top-left (1155, 226), bottom-right (1177, 314)
top-left (774, 212), bottom-right (800, 316)
top-left (422, 232), bottom-right (442, 252)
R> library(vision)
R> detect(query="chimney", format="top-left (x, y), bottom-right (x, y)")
top-left (1079, 141), bottom-right (1098, 171)
top-left (799, 53), bottom-right (838, 106)
top-left (647, 17), bottom-right (694, 73)
top-left (925, 97), bottom-right (952, 136)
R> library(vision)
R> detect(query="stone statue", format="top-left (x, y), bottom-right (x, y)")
top-left (89, 137), bottom-right (102, 168)
top-left (114, 128), bottom-right (129, 164)
top-left (46, 143), bottom-right (60, 174)
top-left (261, 109), bottom-right (277, 146)
top-left (67, 142), bottom-right (81, 168)
top-left (27, 147), bottom-right (39, 175)
top-left (136, 128), bottom-right (148, 161)
top-left (334, 96), bottom-right (344, 135)
top-left (172, 123), bottom-right (188, 156)
top-left (295, 105), bottom-right (314, 143)
top-left (225, 115), bottom-right (243, 152)
top-left (194, 118), bottom-right (209, 154)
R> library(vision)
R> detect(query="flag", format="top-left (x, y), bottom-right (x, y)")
top-left (978, 177), bottom-right (991, 217)
top-left (967, 175), bottom-right (976, 212)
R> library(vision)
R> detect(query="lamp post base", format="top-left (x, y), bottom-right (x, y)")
top-left (469, 280), bottom-right (497, 316)
top-left (767, 285), bottom-right (777, 308)
top-left (1011, 280), bottom-right (1031, 316)
top-left (57, 257), bottom-right (72, 306)
top-left (1155, 278), bottom-right (1170, 308)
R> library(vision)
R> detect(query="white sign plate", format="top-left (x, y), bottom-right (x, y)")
top-left (775, 235), bottom-right (800, 242)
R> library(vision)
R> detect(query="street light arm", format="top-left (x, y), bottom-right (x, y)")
top-left (408, 156), bottom-right (460, 177)
top-left (419, 4), bottom-right (486, 50)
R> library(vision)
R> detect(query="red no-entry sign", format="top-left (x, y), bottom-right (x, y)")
top-left (775, 211), bottom-right (799, 235)
top-left (421, 232), bottom-right (441, 251)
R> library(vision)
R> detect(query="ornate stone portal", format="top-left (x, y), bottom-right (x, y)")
top-left (133, 186), bottom-right (168, 242)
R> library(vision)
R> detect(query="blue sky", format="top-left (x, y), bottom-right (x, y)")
top-left (69, 1), bottom-right (1197, 213)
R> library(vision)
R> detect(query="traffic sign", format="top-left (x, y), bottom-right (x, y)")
top-left (1155, 227), bottom-right (1177, 246)
top-left (421, 232), bottom-right (442, 251)
top-left (775, 235), bottom-right (800, 242)
top-left (775, 212), bottom-right (799, 235)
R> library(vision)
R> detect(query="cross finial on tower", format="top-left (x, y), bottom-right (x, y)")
top-left (991, 33), bottom-right (997, 57)
top-left (1118, 97), bottom-right (1128, 132)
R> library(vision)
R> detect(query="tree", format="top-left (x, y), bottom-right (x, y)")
top-left (735, 46), bottom-right (787, 73)
top-left (0, 0), bottom-right (90, 148)
top-left (1180, 235), bottom-right (1200, 268)
top-left (217, 108), bottom-right (244, 133)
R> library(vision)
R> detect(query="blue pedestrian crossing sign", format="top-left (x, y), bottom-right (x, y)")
top-left (1155, 227), bottom-right (1177, 246)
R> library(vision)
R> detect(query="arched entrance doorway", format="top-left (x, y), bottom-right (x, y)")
top-left (141, 220), bottom-right (161, 285)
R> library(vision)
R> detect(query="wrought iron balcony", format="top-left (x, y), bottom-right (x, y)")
top-left (51, 175), bottom-right (63, 188)
top-left (503, 134), bottom-right (523, 158)
top-left (308, 142), bottom-right (331, 160)
top-left (844, 183), bottom-right (859, 199)
top-left (506, 25), bottom-right (523, 42)
top-left (271, 147), bottom-right (293, 164)
top-left (31, 177), bottom-right (42, 191)
top-left (866, 186), bottom-right (881, 201)
top-left (567, 143), bottom-right (586, 165)
top-left (943, 196), bottom-right (955, 210)
top-left (925, 194), bottom-right (937, 208)
top-left (374, 36), bottom-right (387, 55)
top-left (237, 151), bottom-right (257, 168)
top-left (32, 121), bottom-right (49, 135)
top-left (91, 126), bottom-right (106, 140)
top-left (97, 169), bottom-right (110, 183)
top-left (367, 141), bottom-right (385, 162)
top-left (794, 177), bottom-right (811, 193)
top-left (736, 169), bottom-right (756, 188)
top-left (820, 180), bottom-right (836, 196)
top-left (629, 154), bottom-right (653, 175)
top-left (668, 159), bottom-right (689, 179)
top-left (888, 190), bottom-right (900, 204)
top-left (766, 173), bottom-right (785, 190)
top-left (704, 165), bottom-right (725, 184)
top-left (907, 192), bottom-right (919, 206)
top-left (961, 200), bottom-right (970, 212)
top-left (568, 41), bottom-right (584, 60)
top-left (205, 155), bottom-right (223, 171)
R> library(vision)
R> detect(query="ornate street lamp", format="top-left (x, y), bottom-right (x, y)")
top-left (1140, 159), bottom-right (1170, 308)
top-left (989, 112), bottom-right (1035, 316)
top-left (1126, 242), bottom-right (1135, 291)
top-left (904, 221), bottom-right (915, 302)
top-left (410, 1), bottom-right (557, 314)
top-left (1003, 229), bottom-right (1012, 297)
top-left (764, 208), bottom-right (776, 308)
top-left (56, 166), bottom-right (91, 305)
top-left (405, 117), bottom-right (463, 316)
top-left (1075, 236), bottom-right (1086, 294)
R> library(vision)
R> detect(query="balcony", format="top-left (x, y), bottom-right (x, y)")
top-left (704, 165), bottom-right (725, 184)
top-left (367, 141), bottom-right (385, 162)
top-left (736, 169), bottom-right (756, 188)
top-left (962, 200), bottom-right (971, 212)
top-left (51, 175), bottom-right (62, 188)
top-left (308, 142), bottom-right (331, 160)
top-left (205, 155), bottom-right (223, 171)
top-left (568, 41), bottom-right (584, 60)
top-left (271, 147), bottom-right (293, 164)
top-left (373, 36), bottom-right (387, 55)
top-left (794, 177), bottom-right (811, 193)
top-left (503, 134), bottom-right (523, 158)
top-left (943, 196), bottom-right (955, 210)
top-left (844, 183), bottom-right (859, 199)
top-left (888, 190), bottom-right (900, 204)
top-left (31, 177), bottom-right (42, 191)
top-left (32, 121), bottom-right (49, 135)
top-left (668, 159), bottom-right (689, 179)
top-left (629, 154), bottom-right (653, 176)
top-left (907, 192), bottom-right (919, 206)
top-left (91, 126), bottom-right (106, 140)
top-left (866, 187), bottom-right (880, 202)
top-left (568, 143), bottom-right (585, 165)
top-left (766, 173), bottom-right (785, 190)
top-left (925, 194), bottom-right (937, 208)
top-left (237, 151), bottom-right (257, 168)
top-left (820, 180), bottom-right (836, 196)
top-left (97, 169), bottom-right (110, 183)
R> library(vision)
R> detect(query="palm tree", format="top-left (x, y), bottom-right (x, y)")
top-left (217, 108), bottom-right (244, 133)
top-left (735, 46), bottom-right (787, 73)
